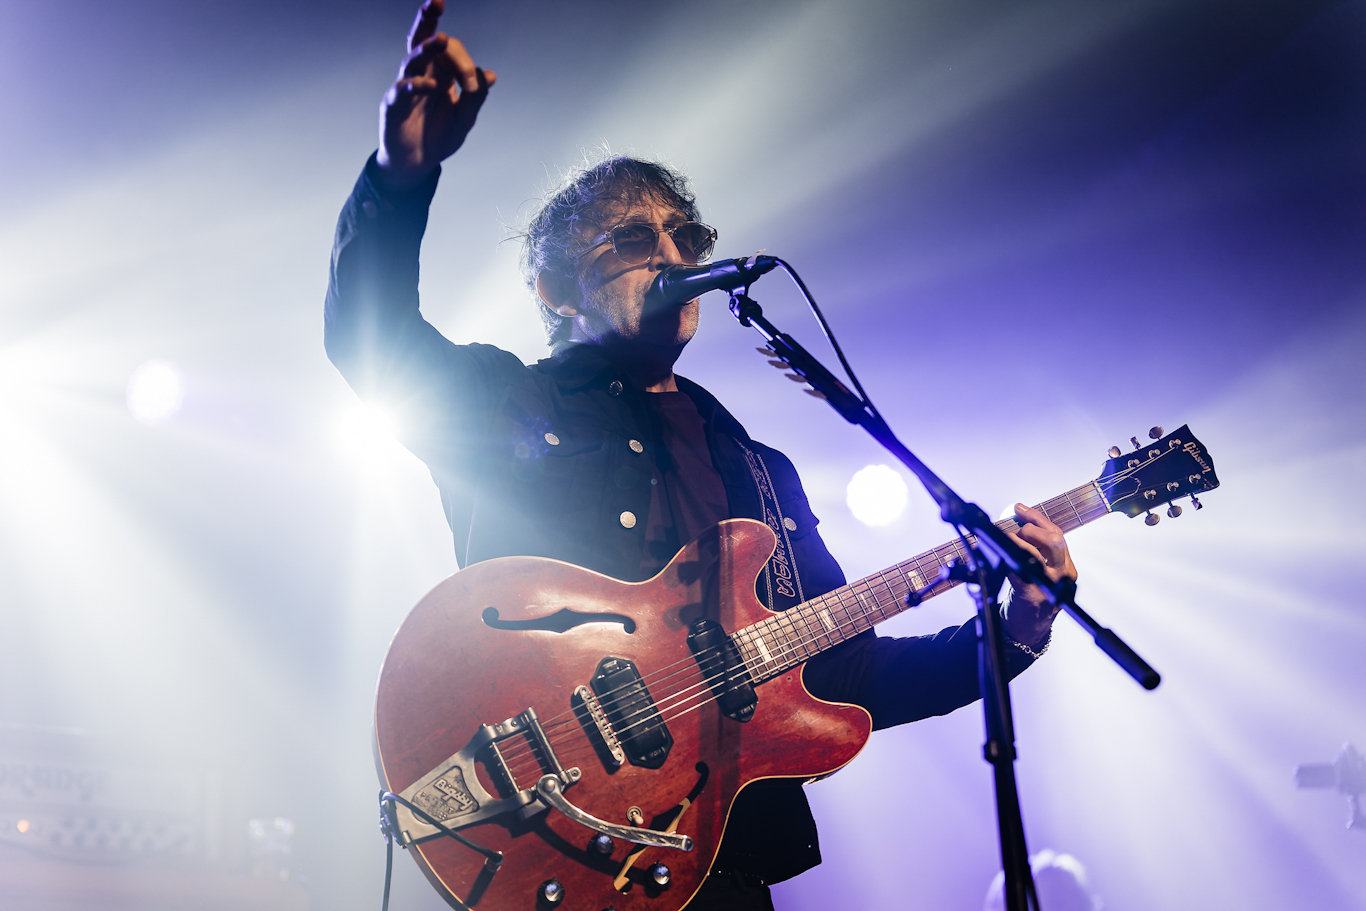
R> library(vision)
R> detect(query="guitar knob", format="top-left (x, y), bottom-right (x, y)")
top-left (649, 863), bottom-right (671, 886)
top-left (1145, 511), bottom-right (1161, 526)
top-left (1149, 426), bottom-right (1165, 440)
top-left (1107, 445), bottom-right (1122, 459)
top-left (1167, 504), bottom-right (1182, 518)
top-left (588, 833), bottom-right (614, 856)
top-left (1190, 495), bottom-right (1203, 510)
top-left (539, 878), bottom-right (565, 904)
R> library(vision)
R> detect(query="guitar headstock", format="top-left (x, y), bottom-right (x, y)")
top-left (1096, 424), bottom-right (1219, 525)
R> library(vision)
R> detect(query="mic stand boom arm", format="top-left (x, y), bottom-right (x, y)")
top-left (726, 290), bottom-right (1159, 687)
top-left (727, 289), bottom-right (1159, 911)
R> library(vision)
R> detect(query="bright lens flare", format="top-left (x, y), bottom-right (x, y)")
top-left (125, 359), bottom-right (184, 424)
top-left (846, 464), bottom-right (909, 527)
top-left (334, 401), bottom-right (405, 471)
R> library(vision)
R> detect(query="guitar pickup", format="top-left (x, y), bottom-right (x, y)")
top-left (687, 618), bottom-right (758, 723)
top-left (590, 657), bottom-right (673, 769)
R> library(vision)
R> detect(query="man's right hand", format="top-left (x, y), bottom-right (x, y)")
top-left (376, 0), bottom-right (496, 192)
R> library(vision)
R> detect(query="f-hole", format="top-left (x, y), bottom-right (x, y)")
top-left (482, 607), bottom-right (636, 634)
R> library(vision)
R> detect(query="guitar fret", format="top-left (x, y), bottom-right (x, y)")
top-left (738, 474), bottom-right (1132, 677)
top-left (1061, 491), bottom-right (1083, 531)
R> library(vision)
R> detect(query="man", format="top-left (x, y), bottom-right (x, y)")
top-left (325, 2), bottom-right (1076, 908)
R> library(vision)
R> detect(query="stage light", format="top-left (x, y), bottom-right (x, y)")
top-left (333, 399), bottom-right (409, 473)
top-left (846, 464), bottom-right (909, 527)
top-left (125, 359), bottom-right (183, 424)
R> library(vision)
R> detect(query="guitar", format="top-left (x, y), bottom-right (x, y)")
top-left (375, 425), bottom-right (1218, 911)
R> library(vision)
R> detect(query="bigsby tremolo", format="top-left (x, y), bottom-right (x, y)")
top-left (391, 707), bottom-right (566, 845)
top-left (392, 701), bottom-right (692, 853)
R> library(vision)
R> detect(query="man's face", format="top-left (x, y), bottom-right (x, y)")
top-left (570, 198), bottom-right (701, 352)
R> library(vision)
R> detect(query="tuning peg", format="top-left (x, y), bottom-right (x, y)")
top-left (1131, 436), bottom-right (1141, 450)
top-left (784, 373), bottom-right (807, 382)
top-left (1144, 511), bottom-right (1161, 526)
top-left (649, 864), bottom-right (671, 886)
top-left (1190, 495), bottom-right (1202, 510)
top-left (767, 359), bottom-right (788, 368)
top-left (804, 388), bottom-right (827, 399)
top-left (1167, 504), bottom-right (1182, 518)
top-left (1107, 445), bottom-right (1122, 459)
top-left (1149, 426), bottom-right (1165, 440)
top-left (756, 347), bottom-right (776, 356)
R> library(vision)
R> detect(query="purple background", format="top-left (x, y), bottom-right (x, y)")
top-left (1, 1), bottom-right (1363, 908)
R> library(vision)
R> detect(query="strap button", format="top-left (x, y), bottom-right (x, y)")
top-left (619, 511), bottom-right (637, 529)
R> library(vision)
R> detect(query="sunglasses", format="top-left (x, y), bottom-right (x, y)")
top-left (581, 221), bottom-right (718, 266)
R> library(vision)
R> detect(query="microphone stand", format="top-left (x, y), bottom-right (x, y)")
top-left (726, 289), bottom-right (1159, 911)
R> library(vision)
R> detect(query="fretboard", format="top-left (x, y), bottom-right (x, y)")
top-left (731, 480), bottom-right (1111, 681)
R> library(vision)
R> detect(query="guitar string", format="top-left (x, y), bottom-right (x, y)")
top-left (496, 487), bottom-right (1108, 773)
top-left (497, 655), bottom-right (747, 775)
top-left (493, 451), bottom-right (1191, 776)
top-left (511, 470), bottom-right (1117, 740)
top-left (504, 478), bottom-right (1117, 762)
top-left (497, 575), bottom-right (908, 777)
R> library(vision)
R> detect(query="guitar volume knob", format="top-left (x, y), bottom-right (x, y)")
top-left (650, 863), bottom-right (671, 886)
top-left (539, 878), bottom-right (564, 905)
top-left (588, 833), bottom-right (614, 856)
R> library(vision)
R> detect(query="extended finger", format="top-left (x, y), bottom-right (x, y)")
top-left (401, 34), bottom-right (448, 77)
top-left (407, 0), bottom-right (444, 52)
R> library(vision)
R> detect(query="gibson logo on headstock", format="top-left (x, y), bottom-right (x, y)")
top-left (413, 767), bottom-right (479, 821)
top-left (1182, 441), bottom-right (1212, 475)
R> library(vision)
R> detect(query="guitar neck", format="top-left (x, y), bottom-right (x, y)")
top-left (732, 480), bottom-right (1111, 682)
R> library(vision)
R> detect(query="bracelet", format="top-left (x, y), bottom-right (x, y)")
top-left (1004, 626), bottom-right (1051, 660)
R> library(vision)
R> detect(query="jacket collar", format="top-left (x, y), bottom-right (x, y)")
top-left (538, 342), bottom-right (623, 390)
top-left (538, 343), bottom-right (753, 443)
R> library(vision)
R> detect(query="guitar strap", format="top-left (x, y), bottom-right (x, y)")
top-left (735, 441), bottom-right (805, 612)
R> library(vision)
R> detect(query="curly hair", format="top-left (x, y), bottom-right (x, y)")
top-left (518, 155), bottom-right (701, 343)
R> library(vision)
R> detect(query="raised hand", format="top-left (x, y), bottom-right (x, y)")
top-left (1001, 503), bottom-right (1078, 649)
top-left (376, 0), bottom-right (497, 191)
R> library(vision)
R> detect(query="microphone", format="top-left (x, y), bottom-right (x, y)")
top-left (646, 255), bottom-right (780, 306)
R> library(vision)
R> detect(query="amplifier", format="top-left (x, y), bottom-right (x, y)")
top-left (0, 725), bottom-right (306, 911)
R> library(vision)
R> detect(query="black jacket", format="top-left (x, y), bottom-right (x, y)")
top-left (324, 156), bottom-right (1034, 883)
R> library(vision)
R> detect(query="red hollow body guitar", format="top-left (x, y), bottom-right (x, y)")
top-left (375, 426), bottom-right (1218, 911)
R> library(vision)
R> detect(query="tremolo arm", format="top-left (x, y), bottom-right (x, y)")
top-left (392, 703), bottom-right (692, 853)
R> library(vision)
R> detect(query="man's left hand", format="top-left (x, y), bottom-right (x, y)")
top-left (1001, 503), bottom-right (1077, 650)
